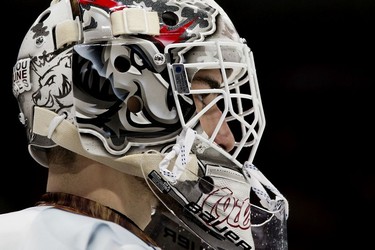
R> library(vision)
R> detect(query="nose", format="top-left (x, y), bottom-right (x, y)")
top-left (214, 120), bottom-right (235, 152)
top-left (199, 105), bottom-right (235, 152)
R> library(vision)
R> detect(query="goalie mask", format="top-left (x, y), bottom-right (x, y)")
top-left (12, 0), bottom-right (288, 249)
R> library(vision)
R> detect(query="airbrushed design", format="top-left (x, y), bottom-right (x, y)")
top-left (13, 46), bottom-right (75, 121)
top-left (32, 55), bottom-right (73, 112)
top-left (78, 0), bottom-right (217, 45)
top-left (72, 42), bottom-right (187, 151)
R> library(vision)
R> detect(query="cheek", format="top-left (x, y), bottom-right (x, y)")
top-left (192, 96), bottom-right (203, 111)
top-left (198, 115), bottom-right (213, 135)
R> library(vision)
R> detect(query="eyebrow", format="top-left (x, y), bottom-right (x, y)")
top-left (192, 75), bottom-right (221, 89)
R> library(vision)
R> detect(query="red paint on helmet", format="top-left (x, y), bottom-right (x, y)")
top-left (157, 19), bottom-right (195, 46)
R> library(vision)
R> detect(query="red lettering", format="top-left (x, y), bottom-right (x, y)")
top-left (202, 187), bottom-right (251, 230)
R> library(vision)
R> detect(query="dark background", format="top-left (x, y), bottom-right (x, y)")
top-left (2, 0), bottom-right (374, 249)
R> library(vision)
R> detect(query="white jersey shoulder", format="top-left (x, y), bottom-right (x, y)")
top-left (0, 206), bottom-right (157, 250)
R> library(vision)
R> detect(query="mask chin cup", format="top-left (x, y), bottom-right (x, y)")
top-left (139, 147), bottom-right (257, 250)
top-left (139, 143), bottom-right (289, 250)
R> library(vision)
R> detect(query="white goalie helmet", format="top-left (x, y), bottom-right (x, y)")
top-left (12, 0), bottom-right (288, 249)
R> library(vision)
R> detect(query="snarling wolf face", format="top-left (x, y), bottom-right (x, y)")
top-left (32, 55), bottom-right (73, 112)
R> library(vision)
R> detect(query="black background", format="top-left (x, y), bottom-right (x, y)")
top-left (2, 1), bottom-right (374, 249)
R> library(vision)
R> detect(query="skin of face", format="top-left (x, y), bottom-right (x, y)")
top-left (191, 69), bottom-right (235, 152)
